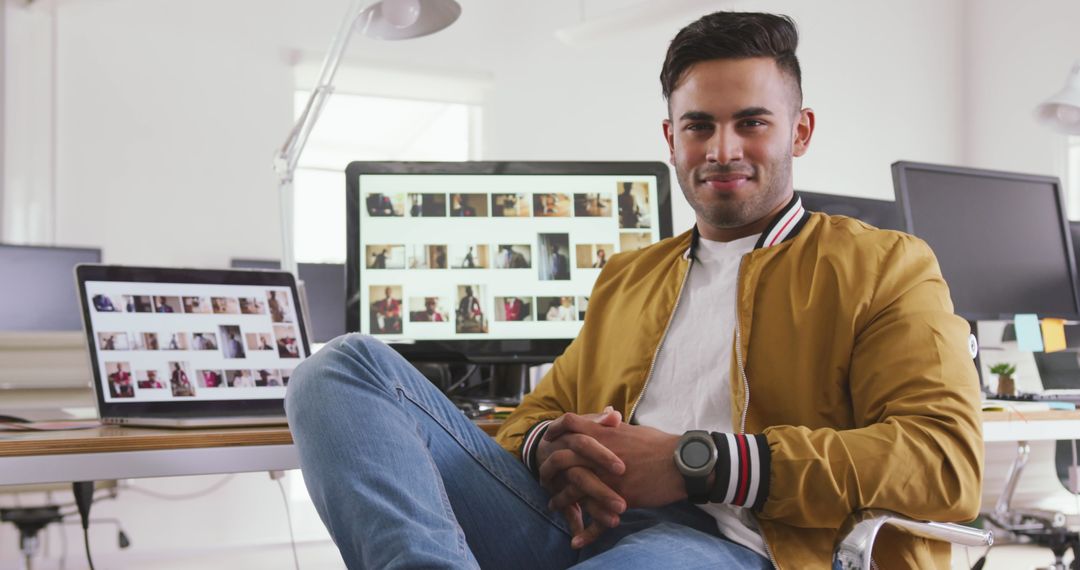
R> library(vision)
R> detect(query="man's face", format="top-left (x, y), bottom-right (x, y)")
top-left (663, 57), bottom-right (814, 237)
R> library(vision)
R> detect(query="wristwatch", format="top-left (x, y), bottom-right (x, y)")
top-left (674, 430), bottom-right (717, 504)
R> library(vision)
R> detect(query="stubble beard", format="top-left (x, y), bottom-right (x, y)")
top-left (678, 154), bottom-right (793, 230)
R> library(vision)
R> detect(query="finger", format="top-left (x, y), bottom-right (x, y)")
top-left (542, 413), bottom-right (584, 441)
top-left (596, 406), bottom-right (622, 427)
top-left (564, 433), bottom-right (624, 474)
top-left (582, 497), bottom-right (622, 529)
top-left (538, 442), bottom-right (622, 488)
top-left (561, 503), bottom-right (584, 538)
top-left (548, 467), bottom-right (625, 513)
top-left (572, 520), bottom-right (614, 550)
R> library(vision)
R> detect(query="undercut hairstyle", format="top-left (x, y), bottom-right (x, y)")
top-left (661, 12), bottom-right (802, 108)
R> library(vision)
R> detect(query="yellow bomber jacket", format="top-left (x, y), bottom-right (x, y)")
top-left (495, 195), bottom-right (984, 569)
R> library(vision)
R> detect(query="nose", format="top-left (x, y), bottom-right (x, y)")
top-left (705, 127), bottom-right (743, 164)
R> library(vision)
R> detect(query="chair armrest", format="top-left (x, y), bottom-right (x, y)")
top-left (832, 509), bottom-right (993, 570)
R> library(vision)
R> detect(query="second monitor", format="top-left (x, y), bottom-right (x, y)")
top-left (346, 161), bottom-right (673, 365)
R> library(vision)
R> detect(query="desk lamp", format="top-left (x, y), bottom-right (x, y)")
top-left (1036, 62), bottom-right (1080, 135)
top-left (273, 0), bottom-right (462, 275)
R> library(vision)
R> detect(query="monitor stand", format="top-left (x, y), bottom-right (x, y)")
top-left (412, 361), bottom-right (541, 411)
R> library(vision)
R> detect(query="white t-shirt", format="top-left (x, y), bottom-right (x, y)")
top-left (632, 232), bottom-right (767, 558)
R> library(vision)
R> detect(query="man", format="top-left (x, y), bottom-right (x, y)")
top-left (618, 182), bottom-right (641, 228)
top-left (550, 245), bottom-right (570, 280)
top-left (286, 11), bottom-right (981, 569)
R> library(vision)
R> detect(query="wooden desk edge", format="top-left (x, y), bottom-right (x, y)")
top-left (0, 419), bottom-right (505, 458)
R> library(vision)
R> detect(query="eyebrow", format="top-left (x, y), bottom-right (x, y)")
top-left (678, 107), bottom-right (775, 121)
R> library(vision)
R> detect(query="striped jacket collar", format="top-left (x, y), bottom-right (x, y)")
top-left (686, 193), bottom-right (809, 259)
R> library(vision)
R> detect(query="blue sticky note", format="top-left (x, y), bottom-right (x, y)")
top-left (1014, 314), bottom-right (1045, 352)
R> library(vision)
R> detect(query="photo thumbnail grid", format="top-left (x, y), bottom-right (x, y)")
top-left (358, 178), bottom-right (661, 341)
top-left (364, 184), bottom-right (652, 230)
top-left (88, 285), bottom-right (304, 402)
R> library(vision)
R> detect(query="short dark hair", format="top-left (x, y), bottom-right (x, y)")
top-left (661, 12), bottom-right (802, 106)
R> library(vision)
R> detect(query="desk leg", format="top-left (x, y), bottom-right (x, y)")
top-left (994, 440), bottom-right (1030, 522)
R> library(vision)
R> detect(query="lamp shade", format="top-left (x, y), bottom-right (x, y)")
top-left (1036, 62), bottom-right (1080, 135)
top-left (362, 0), bottom-right (461, 40)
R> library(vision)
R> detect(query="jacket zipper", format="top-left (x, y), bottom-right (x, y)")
top-left (734, 256), bottom-right (781, 570)
top-left (627, 254), bottom-right (694, 421)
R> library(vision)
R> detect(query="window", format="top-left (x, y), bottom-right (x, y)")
top-left (293, 92), bottom-right (480, 263)
top-left (1067, 137), bottom-right (1080, 220)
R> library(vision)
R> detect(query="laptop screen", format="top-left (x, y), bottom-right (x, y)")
top-left (78, 266), bottom-right (310, 417)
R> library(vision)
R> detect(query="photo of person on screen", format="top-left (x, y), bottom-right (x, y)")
top-left (537, 234), bottom-right (571, 281)
top-left (492, 193), bottom-right (530, 217)
top-left (136, 370), bottom-right (164, 389)
top-left (617, 181), bottom-right (652, 229)
top-left (169, 362), bottom-right (194, 397)
top-left (540, 296), bottom-right (575, 322)
top-left (226, 369), bottom-right (254, 388)
top-left (410, 297), bottom-right (448, 322)
top-left (366, 193), bottom-right (401, 217)
top-left (93, 294), bottom-right (117, 312)
top-left (495, 296), bottom-right (532, 322)
top-left (455, 285), bottom-right (487, 334)
top-left (495, 244), bottom-right (530, 269)
top-left (450, 194), bottom-right (476, 217)
top-left (573, 193), bottom-right (613, 217)
top-left (106, 362), bottom-right (134, 398)
top-left (369, 286), bottom-right (403, 334)
top-left (220, 326), bottom-right (246, 359)
top-left (268, 290), bottom-right (295, 323)
top-left (274, 325), bottom-right (302, 358)
top-left (154, 296), bottom-right (180, 313)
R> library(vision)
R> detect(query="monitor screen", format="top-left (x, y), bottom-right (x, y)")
top-left (893, 161), bottom-right (1080, 320)
top-left (346, 161), bottom-right (673, 363)
top-left (79, 267), bottom-right (308, 414)
top-left (0, 244), bottom-right (102, 331)
top-left (797, 190), bottom-right (903, 231)
top-left (230, 260), bottom-right (347, 343)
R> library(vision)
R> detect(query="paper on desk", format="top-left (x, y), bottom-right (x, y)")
top-left (1014, 314), bottom-right (1045, 352)
top-left (1042, 318), bottom-right (1067, 353)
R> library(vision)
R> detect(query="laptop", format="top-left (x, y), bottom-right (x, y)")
top-left (75, 265), bottom-right (311, 428)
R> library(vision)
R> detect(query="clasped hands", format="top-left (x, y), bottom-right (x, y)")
top-left (534, 408), bottom-right (684, 549)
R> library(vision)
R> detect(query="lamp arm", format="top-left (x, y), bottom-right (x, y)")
top-left (274, 0), bottom-right (375, 275)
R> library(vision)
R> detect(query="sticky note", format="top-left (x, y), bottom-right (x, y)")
top-left (1014, 314), bottom-right (1044, 352)
top-left (1041, 318), bottom-right (1067, 353)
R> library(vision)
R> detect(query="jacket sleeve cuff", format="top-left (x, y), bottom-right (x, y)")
top-left (709, 432), bottom-right (771, 511)
top-left (519, 420), bottom-right (554, 477)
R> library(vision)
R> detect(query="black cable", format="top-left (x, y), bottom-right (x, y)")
top-left (73, 481), bottom-right (95, 570)
top-left (82, 526), bottom-right (95, 570)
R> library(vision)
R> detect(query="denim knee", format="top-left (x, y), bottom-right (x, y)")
top-left (285, 334), bottom-right (396, 416)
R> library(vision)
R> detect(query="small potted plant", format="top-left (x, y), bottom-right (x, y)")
top-left (990, 362), bottom-right (1017, 396)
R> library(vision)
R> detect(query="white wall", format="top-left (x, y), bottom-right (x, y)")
top-left (964, 0), bottom-right (1080, 181)
top-left (5, 0), bottom-right (968, 264)
top-left (3, 0), bottom-right (56, 244)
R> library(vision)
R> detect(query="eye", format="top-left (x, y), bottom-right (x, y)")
top-left (685, 122), bottom-right (713, 133)
top-left (739, 119), bottom-right (767, 128)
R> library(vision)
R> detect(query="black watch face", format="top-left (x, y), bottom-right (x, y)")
top-left (681, 440), bottom-right (712, 469)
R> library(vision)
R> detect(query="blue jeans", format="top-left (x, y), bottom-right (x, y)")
top-left (285, 334), bottom-right (772, 570)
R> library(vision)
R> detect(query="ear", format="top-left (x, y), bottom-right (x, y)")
top-left (662, 119), bottom-right (676, 165)
top-left (792, 108), bottom-right (815, 157)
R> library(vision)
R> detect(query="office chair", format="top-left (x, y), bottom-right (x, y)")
top-left (833, 509), bottom-right (993, 570)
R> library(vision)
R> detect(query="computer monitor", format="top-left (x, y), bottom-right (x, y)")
top-left (892, 161), bottom-right (1080, 320)
top-left (797, 190), bottom-right (903, 231)
top-left (229, 259), bottom-right (346, 343)
top-left (345, 161), bottom-right (673, 365)
top-left (0, 243), bottom-right (102, 331)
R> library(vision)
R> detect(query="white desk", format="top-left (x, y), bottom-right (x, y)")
top-left (0, 420), bottom-right (505, 487)
top-left (983, 410), bottom-right (1080, 443)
